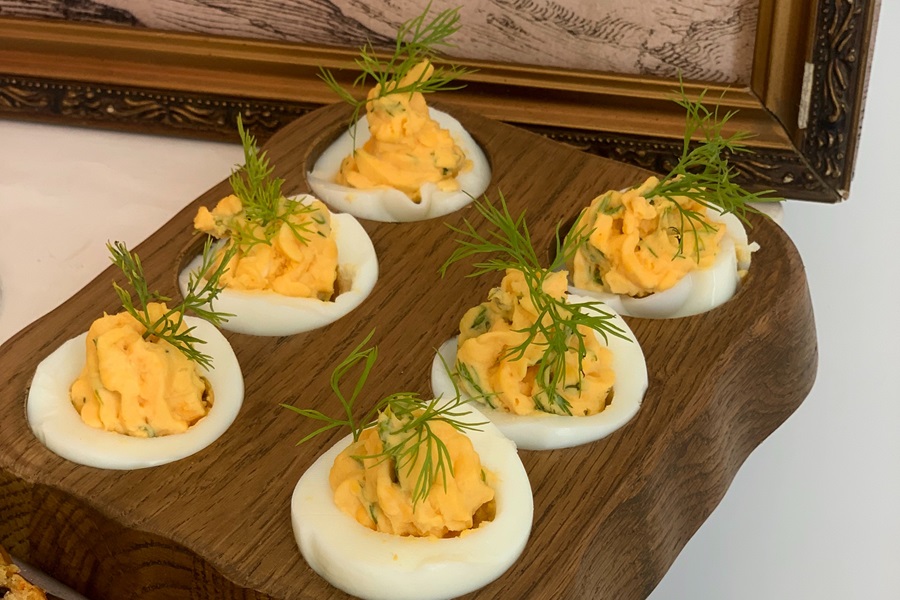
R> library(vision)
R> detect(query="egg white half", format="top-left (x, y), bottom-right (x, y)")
top-left (570, 210), bottom-right (754, 319)
top-left (26, 317), bottom-right (244, 470)
top-left (307, 108), bottom-right (491, 222)
top-left (291, 402), bottom-right (533, 600)
top-left (178, 201), bottom-right (378, 337)
top-left (432, 296), bottom-right (648, 451)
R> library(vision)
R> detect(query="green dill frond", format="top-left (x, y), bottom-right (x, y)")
top-left (226, 114), bottom-right (316, 251)
top-left (319, 4), bottom-right (475, 133)
top-left (281, 329), bottom-right (486, 505)
top-left (641, 82), bottom-right (782, 259)
top-left (107, 239), bottom-right (234, 369)
top-left (230, 114), bottom-right (283, 221)
top-left (369, 392), bottom-right (484, 506)
top-left (441, 194), bottom-right (629, 413)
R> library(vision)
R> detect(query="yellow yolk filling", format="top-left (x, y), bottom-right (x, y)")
top-left (194, 194), bottom-right (339, 299)
top-left (455, 269), bottom-right (615, 417)
top-left (69, 303), bottom-right (212, 437)
top-left (570, 176), bottom-right (726, 297)
top-left (329, 415), bottom-right (495, 538)
top-left (335, 61), bottom-right (471, 202)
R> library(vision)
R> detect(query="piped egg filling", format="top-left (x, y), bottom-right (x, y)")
top-left (335, 61), bottom-right (471, 202)
top-left (330, 410), bottom-right (495, 538)
top-left (291, 399), bottom-right (532, 600)
top-left (181, 194), bottom-right (377, 337)
top-left (69, 302), bottom-right (212, 438)
top-left (455, 269), bottom-right (616, 417)
top-left (194, 194), bottom-right (339, 299)
top-left (570, 176), bottom-right (727, 298)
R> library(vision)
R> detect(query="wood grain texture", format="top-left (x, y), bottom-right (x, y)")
top-left (0, 102), bottom-right (817, 599)
top-left (0, 0), bottom-right (757, 83)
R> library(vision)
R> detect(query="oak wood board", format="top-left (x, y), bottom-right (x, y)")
top-left (0, 102), bottom-right (818, 599)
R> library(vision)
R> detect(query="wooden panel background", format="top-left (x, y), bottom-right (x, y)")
top-left (0, 102), bottom-right (817, 598)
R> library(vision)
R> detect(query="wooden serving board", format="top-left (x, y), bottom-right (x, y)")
top-left (0, 102), bottom-right (817, 600)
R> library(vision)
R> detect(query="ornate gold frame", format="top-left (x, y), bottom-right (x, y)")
top-left (0, 0), bottom-right (879, 202)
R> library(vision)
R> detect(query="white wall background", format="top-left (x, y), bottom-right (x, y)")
top-left (0, 2), bottom-right (897, 598)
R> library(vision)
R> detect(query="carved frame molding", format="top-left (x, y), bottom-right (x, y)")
top-left (0, 0), bottom-right (880, 202)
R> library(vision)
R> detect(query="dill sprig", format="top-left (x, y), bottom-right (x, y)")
top-left (439, 193), bottom-right (629, 414)
top-left (227, 114), bottom-right (315, 250)
top-left (282, 330), bottom-right (485, 505)
top-left (108, 238), bottom-right (234, 369)
top-left (319, 4), bottom-right (475, 134)
top-left (642, 85), bottom-right (782, 259)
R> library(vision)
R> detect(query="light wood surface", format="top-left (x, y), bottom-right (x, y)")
top-left (0, 102), bottom-right (817, 599)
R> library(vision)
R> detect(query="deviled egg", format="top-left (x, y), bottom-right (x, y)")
top-left (564, 89), bottom-right (780, 318)
top-left (432, 270), bottom-right (648, 451)
top-left (180, 194), bottom-right (377, 336)
top-left (309, 8), bottom-right (490, 222)
top-left (567, 176), bottom-right (758, 319)
top-left (287, 334), bottom-right (533, 600)
top-left (308, 102), bottom-right (491, 222)
top-left (435, 197), bottom-right (649, 450)
top-left (179, 115), bottom-right (377, 336)
top-left (27, 315), bottom-right (242, 470)
top-left (27, 242), bottom-right (243, 469)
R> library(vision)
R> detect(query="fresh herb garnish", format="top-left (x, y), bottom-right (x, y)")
top-left (108, 239), bottom-right (234, 369)
top-left (226, 114), bottom-right (316, 250)
top-left (319, 4), bottom-right (475, 135)
top-left (440, 193), bottom-right (629, 414)
top-left (282, 330), bottom-right (485, 505)
top-left (642, 85), bottom-right (782, 259)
